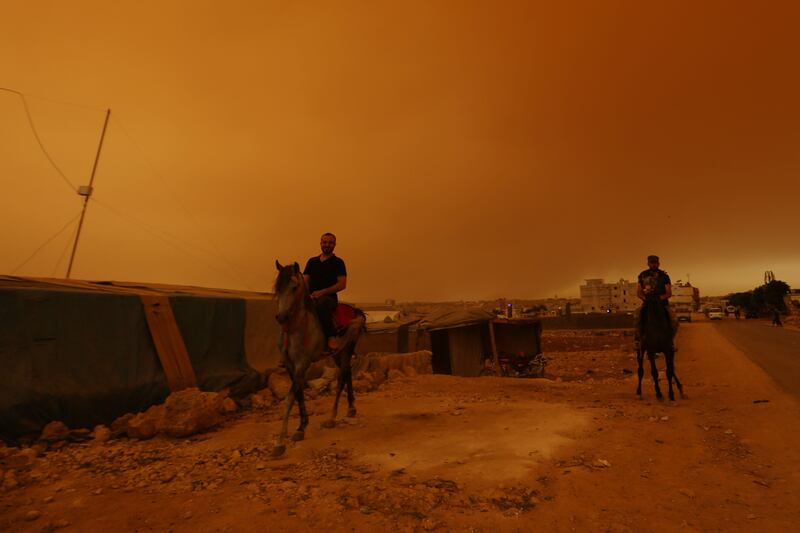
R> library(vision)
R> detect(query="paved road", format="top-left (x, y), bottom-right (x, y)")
top-left (712, 319), bottom-right (800, 398)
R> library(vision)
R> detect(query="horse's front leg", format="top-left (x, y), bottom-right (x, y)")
top-left (292, 365), bottom-right (310, 441)
top-left (272, 379), bottom-right (298, 457)
top-left (648, 351), bottom-right (663, 400)
top-left (636, 344), bottom-right (645, 398)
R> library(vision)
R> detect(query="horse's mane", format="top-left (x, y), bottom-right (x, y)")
top-left (274, 266), bottom-right (295, 294)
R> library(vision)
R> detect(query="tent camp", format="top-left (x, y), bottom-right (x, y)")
top-left (0, 276), bottom-right (283, 442)
top-left (418, 309), bottom-right (543, 377)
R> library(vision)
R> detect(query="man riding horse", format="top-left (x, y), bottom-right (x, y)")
top-left (635, 254), bottom-right (684, 400)
top-left (637, 255), bottom-right (678, 349)
top-left (304, 232), bottom-right (347, 352)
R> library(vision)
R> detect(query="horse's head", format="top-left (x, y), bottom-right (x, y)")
top-left (274, 260), bottom-right (305, 325)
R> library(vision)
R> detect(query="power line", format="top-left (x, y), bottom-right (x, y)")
top-left (89, 196), bottom-right (255, 289)
top-left (0, 87), bottom-right (78, 193)
top-left (109, 115), bottom-right (265, 288)
top-left (15, 90), bottom-right (105, 113)
top-left (52, 221), bottom-right (78, 277)
top-left (11, 213), bottom-right (82, 274)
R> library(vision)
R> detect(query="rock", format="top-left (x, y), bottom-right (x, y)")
top-left (221, 398), bottom-right (238, 414)
top-left (3, 471), bottom-right (19, 491)
top-left (352, 379), bottom-right (373, 393)
top-left (160, 388), bottom-right (224, 438)
top-left (111, 413), bottom-right (136, 433)
top-left (268, 372), bottom-right (292, 400)
top-left (308, 378), bottom-right (329, 394)
top-left (679, 488), bottom-right (696, 499)
top-left (25, 509), bottom-right (41, 521)
top-left (403, 365), bottom-right (418, 377)
top-left (40, 421), bottom-right (69, 442)
top-left (53, 519), bottom-right (71, 529)
top-left (660, 416), bottom-right (669, 422)
top-left (126, 405), bottom-right (163, 440)
top-left (250, 394), bottom-right (268, 409)
top-left (370, 369), bottom-right (387, 388)
top-left (230, 450), bottom-right (242, 462)
top-left (388, 369), bottom-right (405, 382)
top-left (44, 496), bottom-right (54, 504)
top-left (256, 462), bottom-right (267, 470)
top-left (594, 459), bottom-right (611, 468)
top-left (91, 425), bottom-right (112, 443)
top-left (321, 365), bottom-right (339, 382)
top-left (6, 448), bottom-right (37, 469)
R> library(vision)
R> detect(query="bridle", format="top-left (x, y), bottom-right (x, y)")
top-left (280, 270), bottom-right (312, 348)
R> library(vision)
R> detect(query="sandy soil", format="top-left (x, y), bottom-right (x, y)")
top-left (2, 323), bottom-right (799, 532)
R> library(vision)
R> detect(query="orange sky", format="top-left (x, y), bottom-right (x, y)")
top-left (2, 1), bottom-right (799, 301)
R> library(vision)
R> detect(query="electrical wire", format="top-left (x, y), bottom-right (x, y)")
top-left (52, 224), bottom-right (77, 277)
top-left (109, 115), bottom-right (264, 289)
top-left (89, 197), bottom-right (253, 289)
top-left (0, 87), bottom-right (78, 193)
top-left (11, 213), bottom-right (82, 274)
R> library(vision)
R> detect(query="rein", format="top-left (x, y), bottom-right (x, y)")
top-left (282, 271), bottom-right (313, 350)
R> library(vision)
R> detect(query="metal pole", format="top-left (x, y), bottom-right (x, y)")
top-left (66, 108), bottom-right (111, 278)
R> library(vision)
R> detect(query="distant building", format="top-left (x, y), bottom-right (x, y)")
top-left (788, 289), bottom-right (800, 309)
top-left (580, 278), bottom-right (639, 313)
top-left (672, 281), bottom-right (700, 310)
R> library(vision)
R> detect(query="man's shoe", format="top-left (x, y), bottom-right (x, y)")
top-left (327, 337), bottom-right (339, 351)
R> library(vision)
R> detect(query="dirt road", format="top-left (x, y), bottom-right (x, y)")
top-left (713, 319), bottom-right (800, 399)
top-left (2, 323), bottom-right (799, 532)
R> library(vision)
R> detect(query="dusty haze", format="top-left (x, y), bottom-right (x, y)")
top-left (2, 1), bottom-right (798, 301)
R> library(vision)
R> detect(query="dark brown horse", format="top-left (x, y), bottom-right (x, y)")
top-left (272, 261), bottom-right (365, 457)
top-left (635, 298), bottom-right (685, 401)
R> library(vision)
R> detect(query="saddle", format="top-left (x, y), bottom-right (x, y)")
top-left (333, 303), bottom-right (359, 335)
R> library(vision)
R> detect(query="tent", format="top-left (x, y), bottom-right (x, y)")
top-left (0, 276), bottom-right (282, 442)
top-left (418, 309), bottom-right (543, 377)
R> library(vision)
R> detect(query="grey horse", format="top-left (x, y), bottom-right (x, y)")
top-left (272, 261), bottom-right (365, 457)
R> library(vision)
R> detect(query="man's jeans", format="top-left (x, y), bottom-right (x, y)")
top-left (314, 295), bottom-right (337, 338)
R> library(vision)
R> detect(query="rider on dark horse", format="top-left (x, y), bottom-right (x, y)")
top-left (637, 255), bottom-right (677, 348)
top-left (303, 232), bottom-right (347, 352)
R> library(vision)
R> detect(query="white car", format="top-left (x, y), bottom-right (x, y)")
top-left (708, 307), bottom-right (724, 320)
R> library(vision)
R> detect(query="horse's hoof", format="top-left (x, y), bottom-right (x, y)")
top-left (321, 419), bottom-right (336, 429)
top-left (271, 444), bottom-right (286, 458)
top-left (347, 408), bottom-right (357, 418)
top-left (291, 431), bottom-right (305, 442)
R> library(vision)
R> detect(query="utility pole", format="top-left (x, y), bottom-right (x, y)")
top-left (66, 109), bottom-right (111, 279)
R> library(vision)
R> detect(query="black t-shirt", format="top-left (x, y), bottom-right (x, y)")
top-left (303, 255), bottom-right (347, 302)
top-left (638, 269), bottom-right (671, 305)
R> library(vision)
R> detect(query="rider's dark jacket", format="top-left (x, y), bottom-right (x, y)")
top-left (638, 269), bottom-right (671, 306)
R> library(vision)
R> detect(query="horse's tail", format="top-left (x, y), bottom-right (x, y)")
top-left (331, 309), bottom-right (366, 358)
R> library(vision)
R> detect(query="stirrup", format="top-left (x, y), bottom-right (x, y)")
top-left (327, 337), bottom-right (339, 350)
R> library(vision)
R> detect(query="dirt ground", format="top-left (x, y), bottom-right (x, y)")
top-left (2, 323), bottom-right (800, 532)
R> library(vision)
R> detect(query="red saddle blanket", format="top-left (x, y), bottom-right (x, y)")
top-left (333, 304), bottom-right (359, 332)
